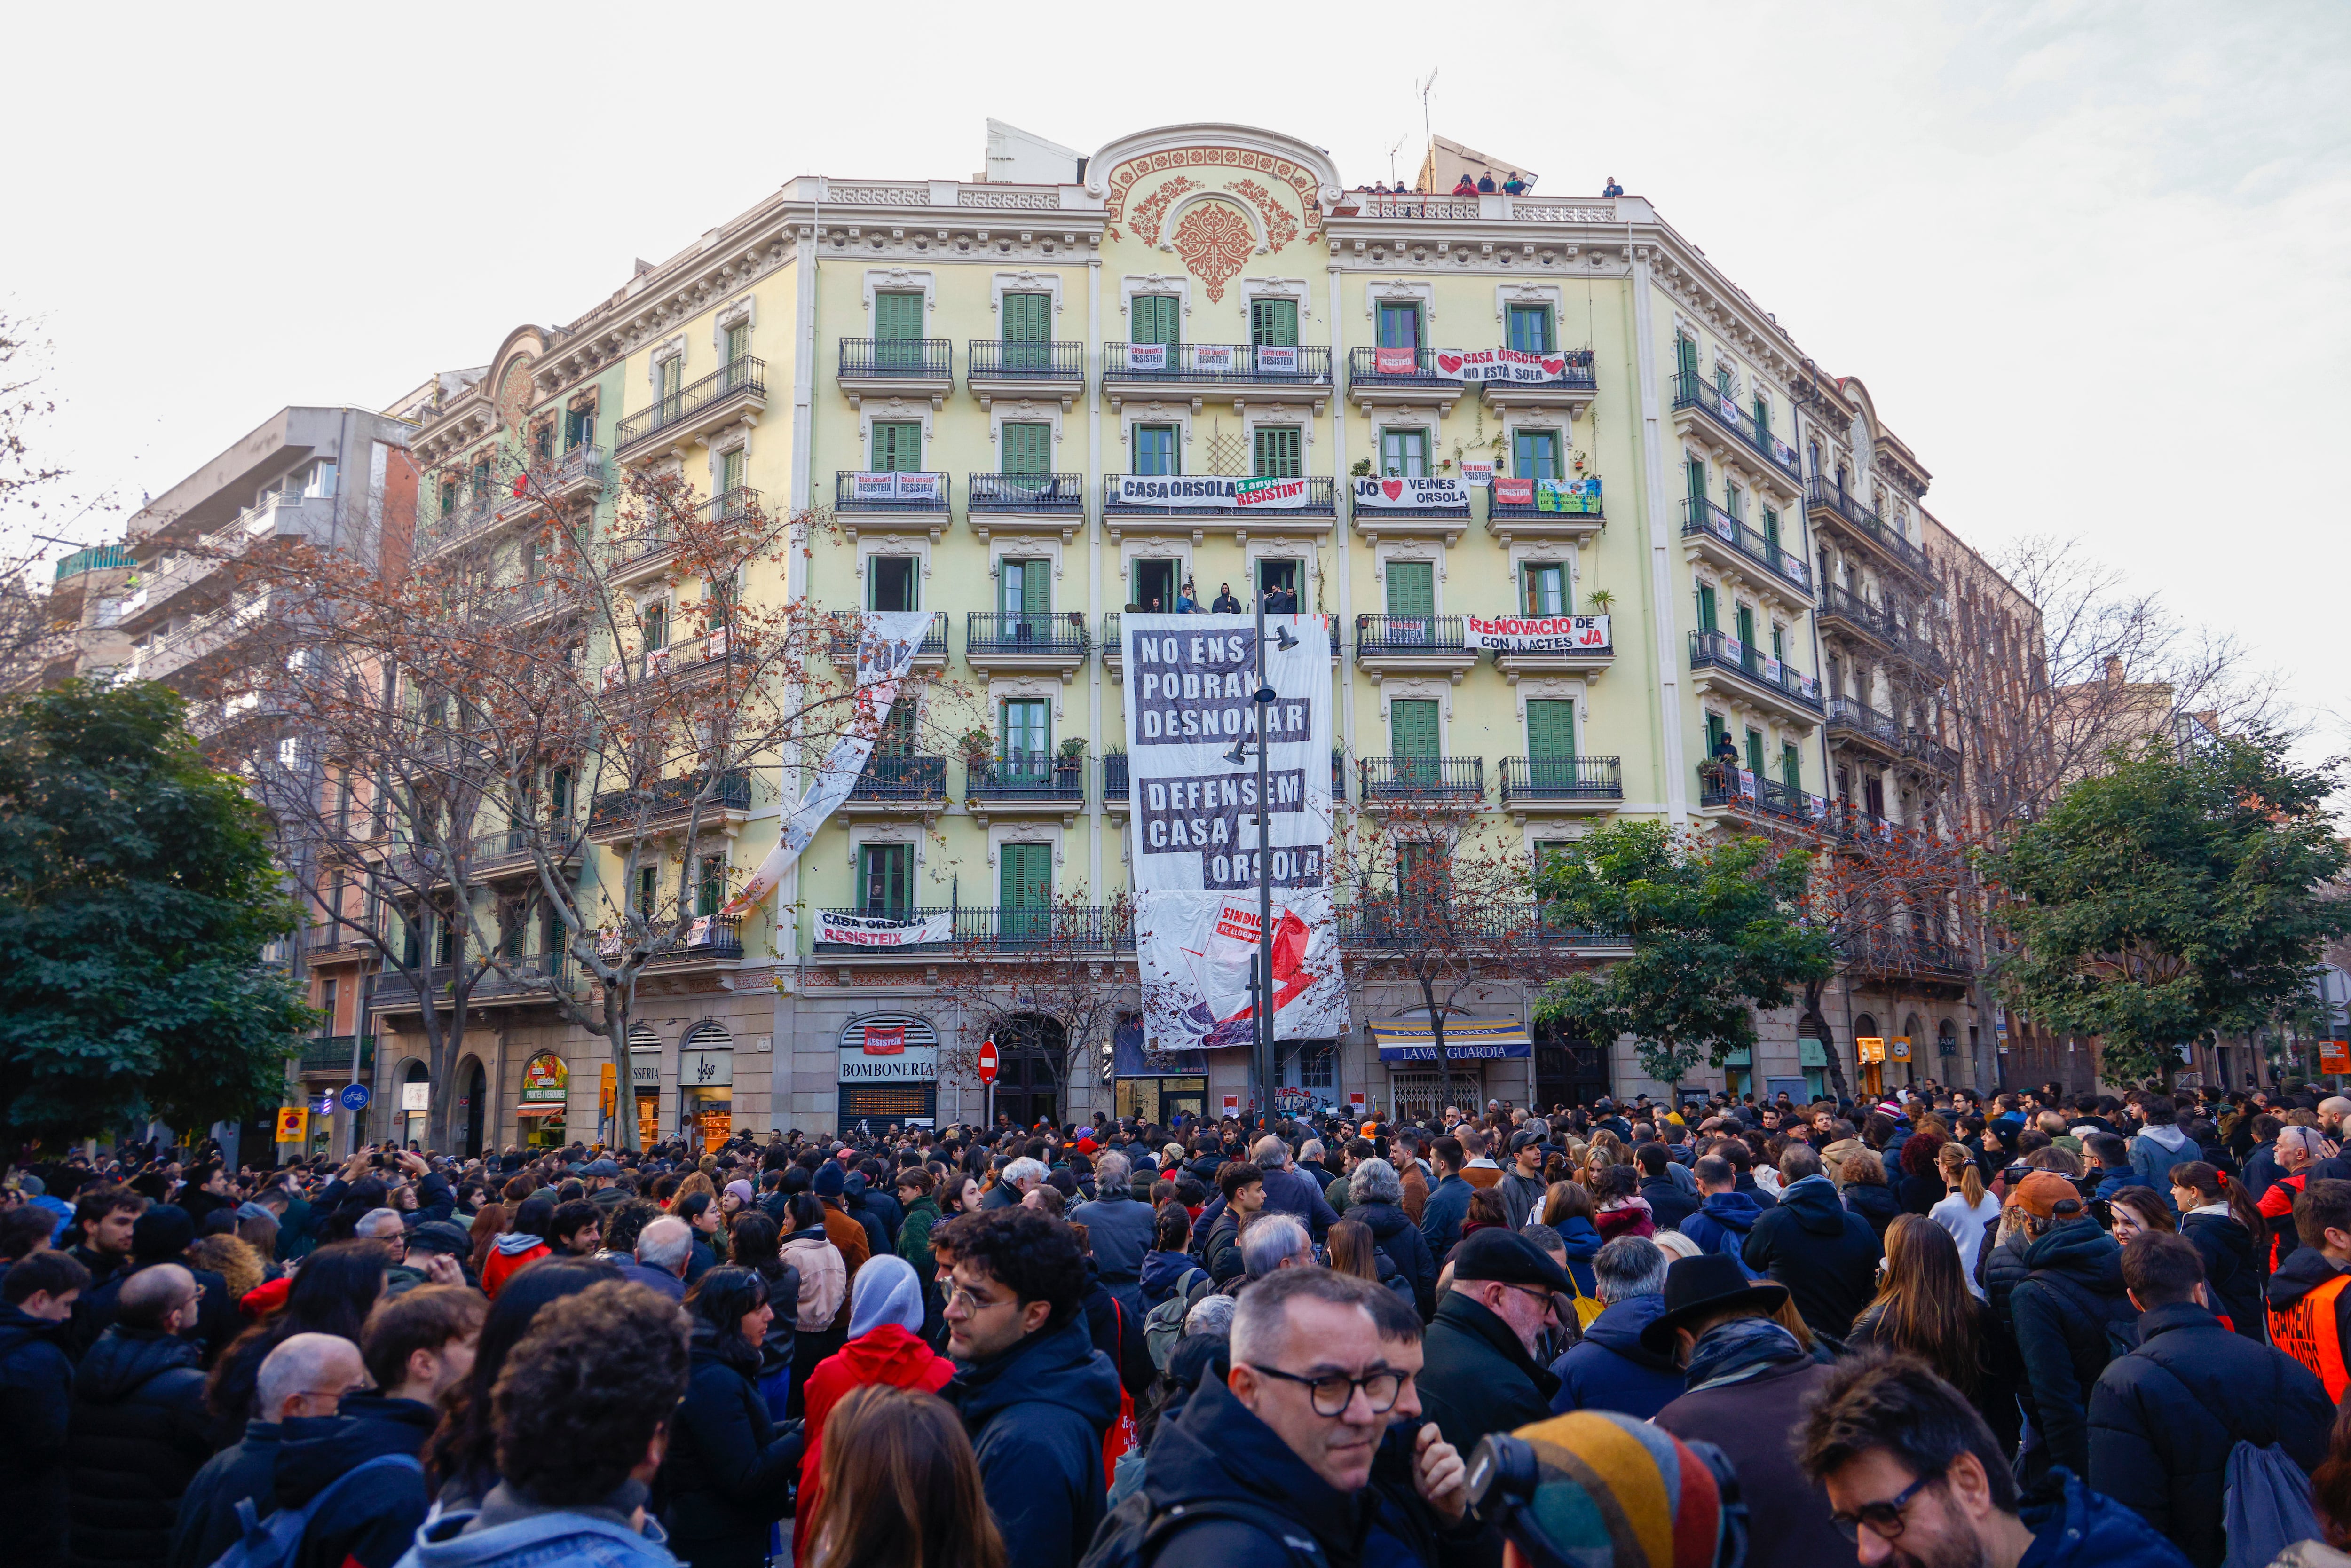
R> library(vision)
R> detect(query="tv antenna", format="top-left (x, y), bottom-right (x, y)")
top-left (1415, 70), bottom-right (1438, 189)
top-left (1386, 136), bottom-right (1405, 187)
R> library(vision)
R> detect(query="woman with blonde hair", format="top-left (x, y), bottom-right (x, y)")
top-left (1849, 1214), bottom-right (2007, 1434)
top-left (806, 1384), bottom-right (1005, 1568)
top-left (1929, 1139), bottom-right (2002, 1298)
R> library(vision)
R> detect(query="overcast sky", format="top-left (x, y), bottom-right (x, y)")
top-left (6, 0), bottom-right (2344, 739)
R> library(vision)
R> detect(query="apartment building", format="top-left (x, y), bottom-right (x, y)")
top-left (391, 119), bottom-right (2025, 1145)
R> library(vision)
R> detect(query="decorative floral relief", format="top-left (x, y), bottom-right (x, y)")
top-left (1126, 176), bottom-right (1199, 248)
top-left (1105, 147), bottom-right (1321, 239)
top-left (1172, 201), bottom-right (1255, 303)
top-left (1225, 179), bottom-right (1297, 253)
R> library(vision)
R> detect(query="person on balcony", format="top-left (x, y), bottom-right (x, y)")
top-left (1475, 171), bottom-right (1497, 193)
top-left (1175, 581), bottom-right (1200, 614)
top-left (1502, 172), bottom-right (1528, 195)
top-left (1211, 583), bottom-right (1242, 614)
top-left (1451, 173), bottom-right (1479, 197)
top-left (1602, 176), bottom-right (1625, 197)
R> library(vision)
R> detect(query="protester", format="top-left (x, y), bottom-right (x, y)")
top-left (1499, 1132), bottom-right (1551, 1231)
top-left (2169, 1159), bottom-right (2265, 1339)
top-left (2, 1248), bottom-right (89, 1568)
top-left (1740, 1143), bottom-right (1880, 1339)
top-left (2087, 1231), bottom-right (2332, 1568)
top-left (1839, 1153), bottom-right (1901, 1240)
top-left (1419, 1137), bottom-right (1475, 1258)
top-left (614, 1214), bottom-right (693, 1301)
top-left (1928, 1140), bottom-right (2003, 1297)
top-left (937, 1208), bottom-right (1120, 1568)
top-left (1647, 1254), bottom-right (1846, 1568)
top-left (803, 1384), bottom-right (1004, 1568)
top-left (1417, 1226), bottom-right (1566, 1478)
top-left (67, 1262), bottom-right (215, 1568)
top-left (894, 1167), bottom-right (941, 1284)
top-left (1202, 1162), bottom-right (1263, 1285)
top-left (1251, 1136), bottom-right (1340, 1241)
top-left (1799, 1351), bottom-right (2194, 1568)
top-left (1069, 1153), bottom-right (1154, 1316)
top-left (478, 1196), bottom-right (553, 1301)
top-left (206, 1238), bottom-right (387, 1445)
top-left (2273, 1410), bottom-right (2351, 1568)
top-left (420, 1261), bottom-right (610, 1513)
top-left (1634, 1143), bottom-right (1698, 1231)
top-left (795, 1255), bottom-right (954, 1568)
top-left (1845, 1214), bottom-right (2011, 1443)
top-left (1546, 1235), bottom-right (1683, 1421)
top-left (1137, 1203), bottom-right (1196, 1310)
top-left (395, 1279), bottom-right (691, 1568)
top-left (170, 1332), bottom-right (369, 1568)
top-left (659, 1266), bottom-right (800, 1568)
top-left (1348, 1158), bottom-right (1437, 1320)
top-left (2002, 1168), bottom-right (2133, 1489)
top-left (1536, 1180), bottom-right (1604, 1296)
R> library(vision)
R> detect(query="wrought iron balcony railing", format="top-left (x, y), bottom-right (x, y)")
top-left (1689, 629), bottom-right (1824, 712)
top-left (839, 339), bottom-right (952, 378)
top-left (1358, 756), bottom-right (1485, 804)
top-left (968, 339), bottom-right (1085, 381)
top-left (1681, 495), bottom-right (1810, 593)
top-left (1499, 756), bottom-right (1625, 804)
top-left (615, 357), bottom-right (767, 452)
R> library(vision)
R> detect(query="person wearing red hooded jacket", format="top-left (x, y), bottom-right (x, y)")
top-left (793, 1253), bottom-right (952, 1566)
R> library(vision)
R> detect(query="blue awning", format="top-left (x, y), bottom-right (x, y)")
top-left (1370, 1018), bottom-right (1532, 1064)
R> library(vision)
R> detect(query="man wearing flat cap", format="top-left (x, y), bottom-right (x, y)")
top-left (1648, 1253), bottom-right (1845, 1568)
top-left (1417, 1230), bottom-right (1566, 1470)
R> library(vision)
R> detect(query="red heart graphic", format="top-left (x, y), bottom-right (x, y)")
top-left (1436, 353), bottom-right (1463, 375)
top-left (1541, 357), bottom-right (1564, 375)
top-left (1382, 480), bottom-right (1404, 500)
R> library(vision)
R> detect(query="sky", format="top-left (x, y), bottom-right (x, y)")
top-left (5, 0), bottom-right (2346, 741)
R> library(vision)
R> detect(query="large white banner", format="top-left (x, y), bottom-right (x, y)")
top-left (1433, 347), bottom-right (1579, 383)
top-left (815, 909), bottom-right (954, 947)
top-left (1352, 476), bottom-right (1466, 510)
top-left (845, 471), bottom-right (945, 504)
top-left (1111, 475), bottom-right (1310, 510)
top-left (722, 609), bottom-right (932, 918)
top-left (1465, 613), bottom-right (1610, 654)
top-left (1125, 614), bottom-right (1347, 1050)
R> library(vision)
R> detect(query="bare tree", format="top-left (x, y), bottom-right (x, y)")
top-left (0, 314), bottom-right (120, 690)
top-left (931, 887), bottom-right (1137, 1130)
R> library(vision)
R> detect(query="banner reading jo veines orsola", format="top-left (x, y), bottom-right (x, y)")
top-left (1124, 614), bottom-right (1348, 1051)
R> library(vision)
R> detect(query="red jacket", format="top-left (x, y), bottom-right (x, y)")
top-left (479, 1240), bottom-right (551, 1301)
top-left (793, 1324), bottom-right (955, 1566)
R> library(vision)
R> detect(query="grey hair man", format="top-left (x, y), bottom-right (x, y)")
top-left (1069, 1150), bottom-right (1154, 1316)
top-left (1343, 1157), bottom-right (1436, 1320)
top-left (1240, 1213), bottom-right (1315, 1281)
top-left (611, 1215), bottom-right (690, 1301)
top-left (1001, 1157), bottom-right (1049, 1196)
top-left (1251, 1135), bottom-right (1338, 1242)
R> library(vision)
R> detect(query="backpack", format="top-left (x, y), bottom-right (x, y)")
top-left (1143, 1268), bottom-right (1211, 1372)
top-left (2223, 1440), bottom-right (2323, 1568)
top-left (209, 1452), bottom-right (423, 1568)
top-left (1079, 1489), bottom-right (1324, 1568)
top-left (1559, 1263), bottom-right (1605, 1330)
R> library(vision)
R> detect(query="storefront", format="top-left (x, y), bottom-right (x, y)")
top-left (630, 1024), bottom-right (661, 1150)
top-left (1372, 1017), bottom-right (1532, 1120)
top-left (838, 1012), bottom-right (938, 1131)
top-left (398, 1066), bottom-right (431, 1148)
top-left (681, 1023), bottom-right (734, 1146)
top-left (519, 1052), bottom-right (568, 1147)
top-left (1111, 1015), bottom-right (1208, 1126)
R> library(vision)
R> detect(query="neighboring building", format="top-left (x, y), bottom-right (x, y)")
top-left (385, 118), bottom-right (2039, 1142)
top-left (11, 543), bottom-right (137, 689)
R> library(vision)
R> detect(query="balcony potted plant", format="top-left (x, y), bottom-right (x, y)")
top-left (1055, 736), bottom-right (1087, 790)
top-left (1586, 588), bottom-right (1614, 613)
top-left (959, 728), bottom-right (993, 788)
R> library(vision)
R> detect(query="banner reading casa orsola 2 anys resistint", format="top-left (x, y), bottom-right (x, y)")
top-left (1123, 613), bottom-right (1348, 1052)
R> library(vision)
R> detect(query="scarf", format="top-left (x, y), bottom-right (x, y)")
top-left (1683, 1314), bottom-right (1809, 1394)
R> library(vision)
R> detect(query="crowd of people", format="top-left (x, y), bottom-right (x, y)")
top-left (7, 1078), bottom-right (2351, 1567)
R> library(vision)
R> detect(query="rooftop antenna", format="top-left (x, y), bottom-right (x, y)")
top-left (1386, 135), bottom-right (1405, 187)
top-left (1415, 70), bottom-right (1438, 190)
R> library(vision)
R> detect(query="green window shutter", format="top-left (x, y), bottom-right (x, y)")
top-left (1752, 398), bottom-right (1770, 441)
top-left (1001, 422), bottom-right (1051, 476)
top-left (724, 323), bottom-right (749, 364)
top-left (1736, 605), bottom-right (1756, 647)
top-left (1685, 458), bottom-right (1706, 506)
top-left (1762, 508), bottom-right (1781, 552)
top-left (1744, 730), bottom-right (1766, 778)
top-left (1001, 842), bottom-right (1051, 917)
top-left (1385, 561), bottom-right (1434, 616)
top-left (1675, 336), bottom-right (1698, 385)
top-left (659, 358), bottom-right (682, 399)
top-left (870, 421), bottom-right (922, 471)
top-left (1132, 296), bottom-right (1179, 346)
top-left (1706, 714), bottom-right (1728, 757)
top-left (1002, 293), bottom-right (1050, 343)
top-left (1390, 699), bottom-right (1440, 759)
top-left (1523, 563), bottom-right (1566, 615)
top-left (1250, 299), bottom-right (1299, 347)
top-left (1781, 744), bottom-right (1803, 793)
top-left (1507, 305), bottom-right (1554, 353)
top-left (719, 447), bottom-right (745, 494)
top-left (1514, 430), bottom-right (1560, 479)
top-left (1000, 559), bottom-right (1050, 617)
top-left (1380, 428), bottom-right (1428, 476)
top-left (1527, 700), bottom-right (1576, 758)
top-left (1697, 584), bottom-right (1717, 632)
top-left (874, 292), bottom-right (924, 340)
top-left (1253, 427), bottom-right (1302, 478)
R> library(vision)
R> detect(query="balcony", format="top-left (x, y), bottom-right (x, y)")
top-left (295, 1035), bottom-right (373, 1075)
top-left (1104, 613), bottom-right (1333, 681)
top-left (1806, 479), bottom-right (1933, 584)
top-left (840, 754), bottom-right (948, 817)
top-left (1480, 348), bottom-right (1599, 418)
top-left (962, 610), bottom-right (1089, 681)
top-left (1814, 583), bottom-right (1896, 653)
top-left (412, 490), bottom-right (513, 562)
top-left (369, 952), bottom-right (581, 1016)
top-left (826, 609), bottom-right (946, 672)
top-left (1499, 756), bottom-right (1624, 818)
top-left (1688, 629), bottom-right (1824, 724)
top-left (831, 470), bottom-right (950, 542)
top-left (1825, 695), bottom-right (1905, 760)
top-left (965, 473), bottom-right (1086, 545)
top-left (808, 904), bottom-right (1135, 960)
top-left (643, 915), bottom-right (746, 971)
top-left (837, 339), bottom-right (953, 408)
top-left (1100, 343), bottom-right (1333, 412)
top-left (1680, 496), bottom-right (1812, 600)
top-left (615, 357), bottom-right (768, 458)
top-left (1100, 474), bottom-right (1336, 543)
top-left (966, 340), bottom-right (1086, 409)
top-left (1338, 899), bottom-right (1629, 953)
top-left (537, 443), bottom-right (609, 504)
top-left (611, 486), bottom-right (762, 587)
top-left (586, 768), bottom-right (753, 845)
top-left (130, 589), bottom-right (284, 686)
top-left (122, 493), bottom-right (338, 634)
top-left (1669, 372), bottom-right (1801, 489)
top-left (1846, 933), bottom-right (1974, 986)
top-left (1102, 750), bottom-right (1129, 814)
top-left (1480, 611), bottom-right (1616, 682)
top-left (1485, 475), bottom-right (1605, 544)
top-left (1696, 762), bottom-right (1830, 832)
top-left (1900, 727), bottom-right (1961, 776)
top-left (1354, 613), bottom-right (1477, 683)
top-left (1358, 756), bottom-right (1485, 811)
top-left (1346, 347), bottom-right (1465, 413)
top-left (966, 751), bottom-right (1085, 824)
top-left (490, 576), bottom-right (576, 629)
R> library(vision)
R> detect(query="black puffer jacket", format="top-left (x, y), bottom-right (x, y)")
top-left (660, 1329), bottom-right (803, 1568)
top-left (1841, 1180), bottom-right (1902, 1241)
top-left (65, 1325), bottom-right (213, 1568)
top-left (2009, 1218), bottom-right (2132, 1487)
top-left (2088, 1301), bottom-right (2334, 1568)
top-left (1351, 1199), bottom-right (1437, 1321)
top-left (2178, 1211), bottom-right (2264, 1339)
top-left (0, 1302), bottom-right (77, 1568)
top-left (1742, 1175), bottom-right (1881, 1339)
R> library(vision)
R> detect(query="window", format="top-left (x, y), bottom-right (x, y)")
top-left (1675, 335), bottom-right (1699, 387)
top-left (870, 421), bottom-right (922, 471)
top-left (1533, 840), bottom-right (1574, 873)
top-left (657, 356), bottom-right (683, 406)
top-left (1281, 1040), bottom-right (1335, 1091)
top-left (1744, 728), bottom-right (1765, 778)
top-left (1000, 842), bottom-right (1052, 938)
top-left (1696, 583), bottom-right (1718, 633)
top-left (868, 556), bottom-right (918, 612)
top-left (530, 423), bottom-right (553, 462)
top-left (1396, 838), bottom-right (1450, 902)
top-left (1527, 699), bottom-right (1576, 759)
top-left (1752, 396), bottom-right (1771, 442)
top-left (723, 321), bottom-right (750, 365)
top-left (1379, 428), bottom-right (1428, 476)
top-left (470, 458), bottom-right (491, 497)
top-left (874, 292), bottom-right (924, 340)
top-left (636, 866), bottom-right (658, 917)
top-left (876, 701), bottom-right (916, 757)
top-left (696, 854), bottom-right (726, 917)
top-left (1705, 714), bottom-right (1729, 768)
top-left (1253, 426), bottom-right (1302, 478)
top-left (1001, 422), bottom-right (1051, 476)
top-left (1770, 622), bottom-right (1786, 661)
top-left (318, 977), bottom-right (339, 1036)
top-left (1735, 604), bottom-right (1756, 649)
top-left (1000, 698), bottom-right (1050, 763)
top-left (303, 462), bottom-right (338, 498)
top-left (860, 844), bottom-right (911, 914)
top-left (1506, 304), bottom-right (1554, 354)
top-left (1523, 562), bottom-right (1567, 616)
top-left (641, 600), bottom-right (668, 651)
top-left (1390, 698), bottom-right (1440, 758)
top-left (439, 480), bottom-right (458, 519)
top-left (1250, 298), bottom-right (1298, 347)
top-left (549, 767), bottom-right (572, 821)
top-left (1714, 362), bottom-right (1734, 398)
top-left (1385, 560), bottom-right (1434, 618)
top-left (1724, 481), bottom-right (1743, 521)
top-left (718, 446), bottom-right (746, 495)
top-left (1002, 292), bottom-right (1051, 343)
top-left (1000, 558), bottom-right (1049, 619)
top-left (1131, 295), bottom-right (1180, 347)
top-left (1376, 301), bottom-right (1422, 348)
top-left (1257, 559), bottom-right (1299, 599)
top-left (1685, 457), bottom-right (1706, 510)
top-left (1513, 430), bottom-right (1561, 480)
top-left (1131, 559), bottom-right (1176, 612)
top-left (1781, 743), bottom-right (1803, 794)
top-left (1133, 424), bottom-right (1178, 476)
top-left (1762, 507), bottom-right (1782, 556)
top-left (565, 405), bottom-right (596, 450)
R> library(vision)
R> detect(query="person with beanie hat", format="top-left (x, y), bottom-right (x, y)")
top-left (1471, 1409), bottom-right (1745, 1568)
top-left (812, 1159), bottom-right (871, 1299)
top-left (792, 1255), bottom-right (953, 1566)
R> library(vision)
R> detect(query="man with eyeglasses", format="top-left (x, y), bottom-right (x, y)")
top-left (1416, 1230), bottom-right (1565, 1481)
top-left (1133, 1264), bottom-right (1470, 1567)
top-left (1799, 1351), bottom-right (2190, 1568)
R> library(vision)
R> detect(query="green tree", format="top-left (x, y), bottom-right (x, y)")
top-left (1532, 820), bottom-right (1831, 1088)
top-left (1981, 733), bottom-right (2349, 1087)
top-left (0, 680), bottom-right (310, 1144)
